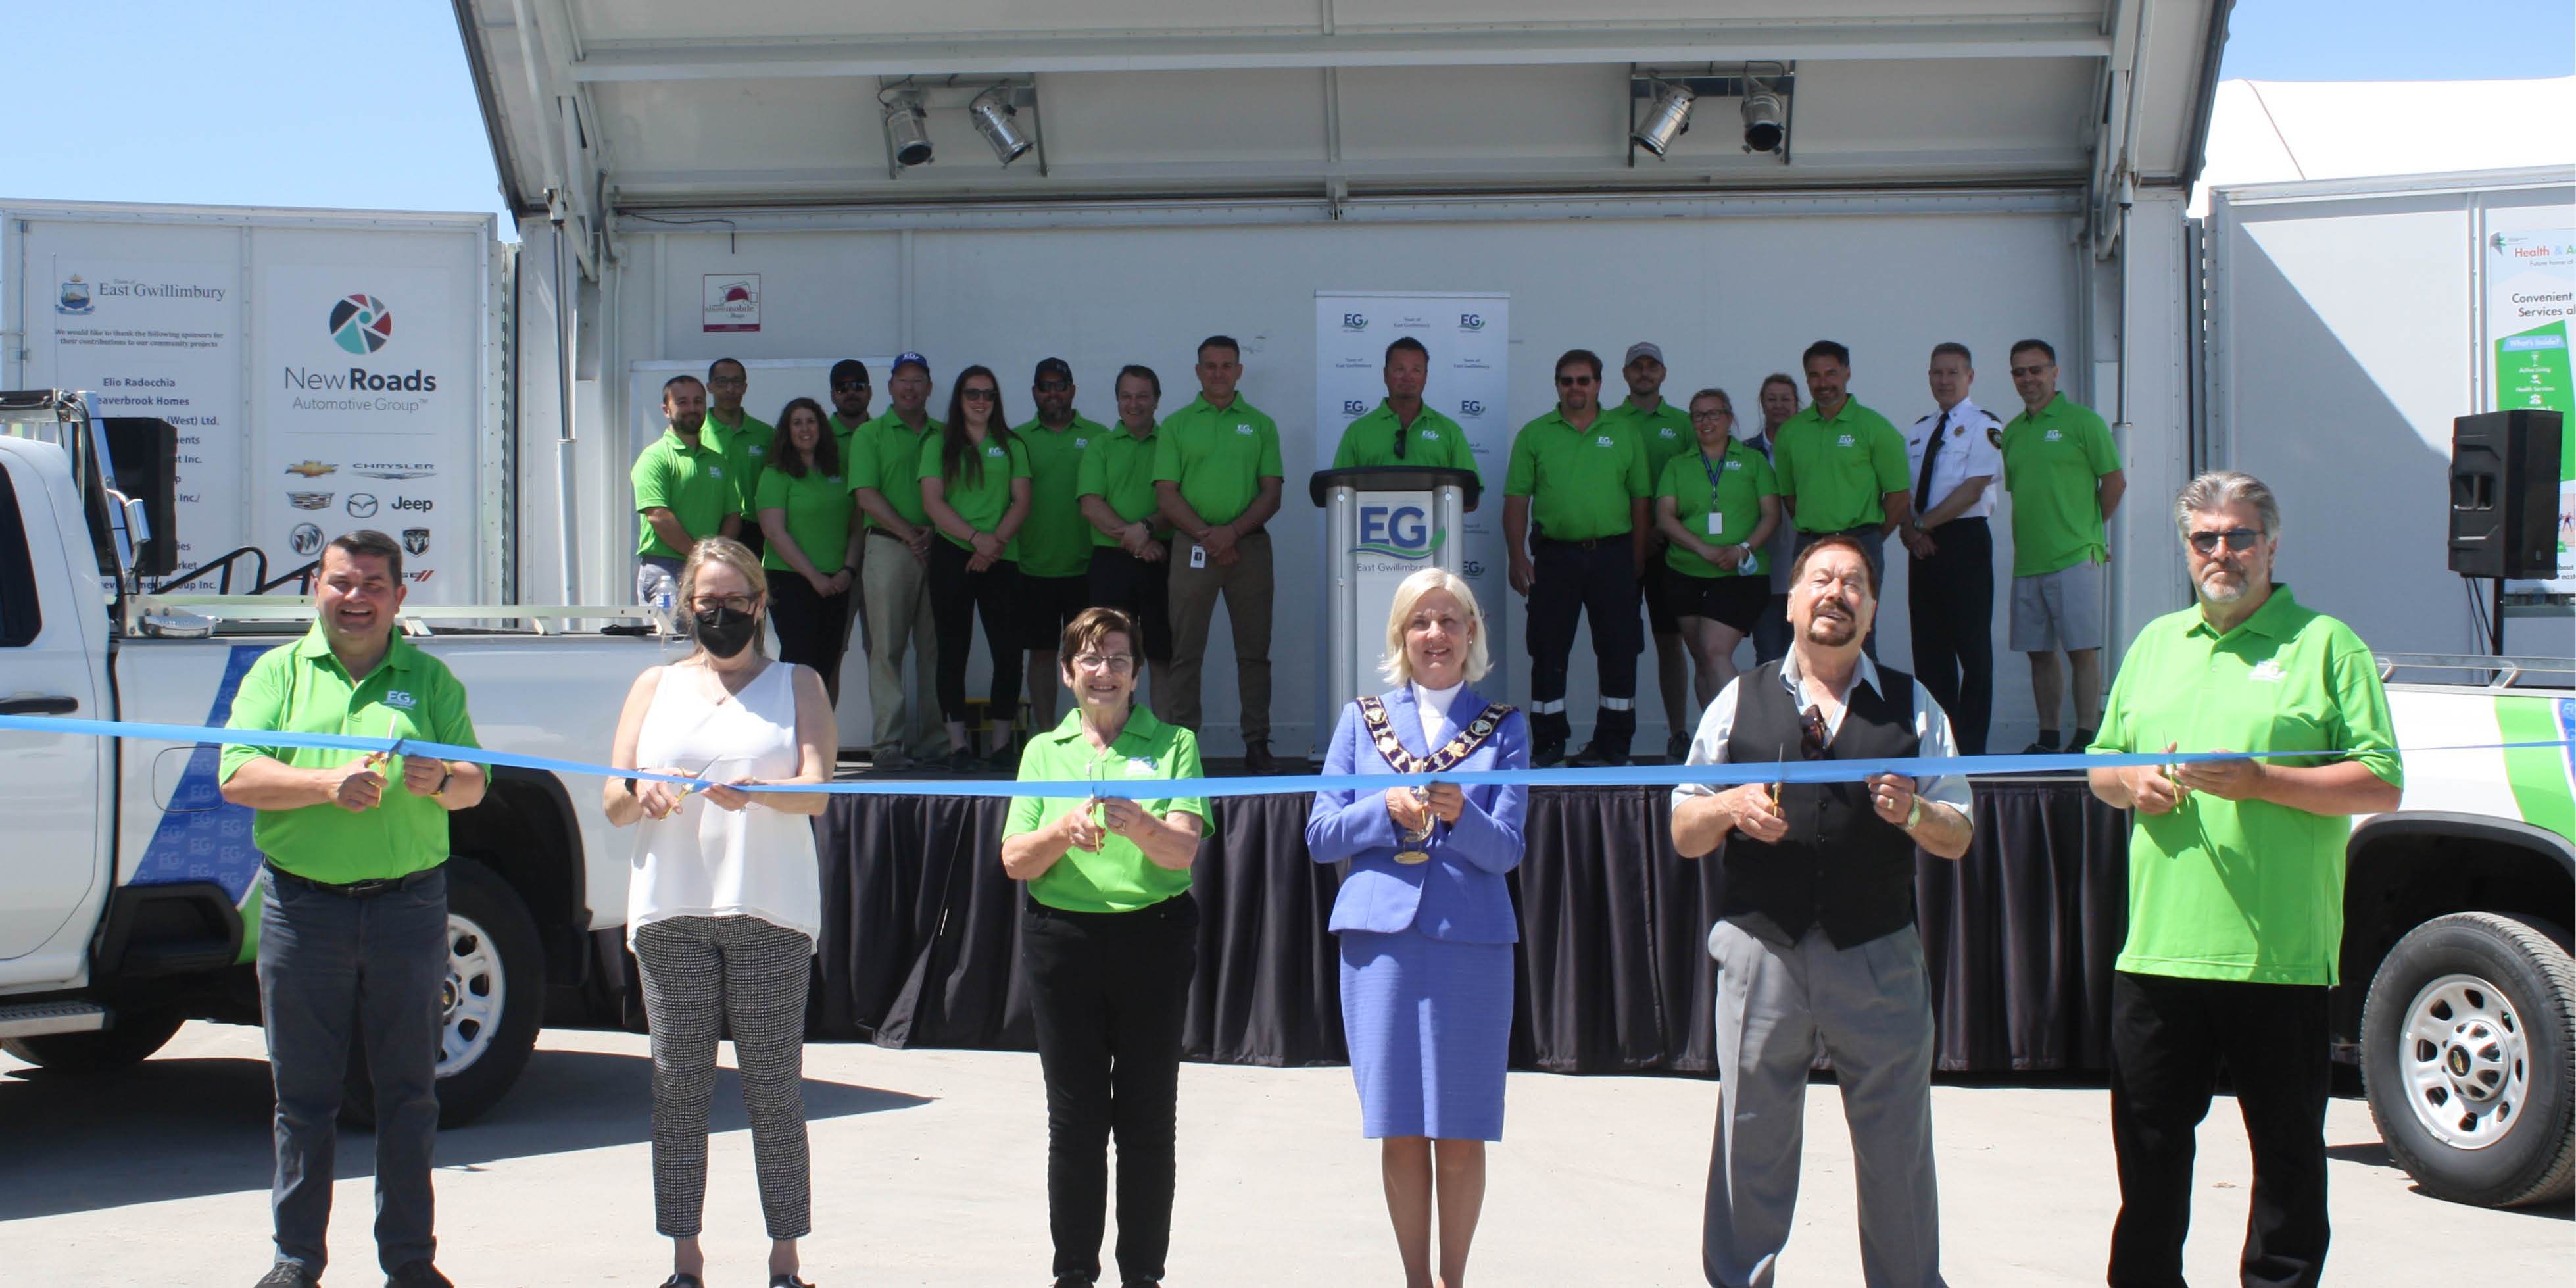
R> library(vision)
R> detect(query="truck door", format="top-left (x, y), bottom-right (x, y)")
top-left (0, 451), bottom-right (108, 968)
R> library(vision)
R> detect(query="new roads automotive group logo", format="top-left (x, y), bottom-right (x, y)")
top-left (328, 293), bottom-right (394, 355)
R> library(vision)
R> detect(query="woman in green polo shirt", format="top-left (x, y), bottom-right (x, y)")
top-left (999, 606), bottom-right (1208, 1288)
top-left (756, 397), bottom-right (860, 706)
top-left (920, 364), bottom-right (1033, 770)
top-left (1653, 387), bottom-right (1780, 711)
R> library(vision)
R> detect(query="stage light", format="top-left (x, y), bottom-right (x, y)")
top-left (1741, 67), bottom-right (1787, 154)
top-left (1630, 79), bottom-right (1695, 158)
top-left (969, 87), bottom-right (1033, 166)
top-left (883, 91), bottom-right (933, 167)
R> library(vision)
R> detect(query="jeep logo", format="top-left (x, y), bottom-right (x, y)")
top-left (391, 497), bottom-right (433, 512)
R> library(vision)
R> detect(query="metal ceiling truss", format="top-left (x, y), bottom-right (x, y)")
top-left (504, 0), bottom-right (611, 277)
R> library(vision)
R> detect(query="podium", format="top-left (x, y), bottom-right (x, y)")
top-left (1310, 466), bottom-right (1482, 714)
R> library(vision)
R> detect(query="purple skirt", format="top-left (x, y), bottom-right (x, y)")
top-left (1338, 928), bottom-right (1513, 1141)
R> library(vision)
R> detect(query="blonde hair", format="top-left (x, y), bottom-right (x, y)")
top-left (1379, 568), bottom-right (1491, 686)
top-left (677, 535), bottom-right (770, 656)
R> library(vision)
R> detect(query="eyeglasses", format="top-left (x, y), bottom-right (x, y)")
top-left (707, 376), bottom-right (748, 389)
top-left (688, 594), bottom-right (755, 615)
top-left (1070, 653), bottom-right (1135, 674)
top-left (2007, 365), bottom-right (2052, 379)
top-left (2187, 527), bottom-right (2262, 555)
top-left (1798, 705), bottom-right (1830, 760)
top-left (1034, 380), bottom-right (1073, 393)
top-left (959, 388), bottom-right (998, 402)
top-left (1556, 374), bottom-right (1596, 387)
top-left (1689, 409), bottom-right (1733, 422)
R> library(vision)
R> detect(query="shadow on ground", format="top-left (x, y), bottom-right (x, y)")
top-left (0, 1043), bottom-right (928, 1222)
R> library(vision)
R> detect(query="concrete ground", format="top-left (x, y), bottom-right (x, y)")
top-left (3, 1024), bottom-right (2565, 1286)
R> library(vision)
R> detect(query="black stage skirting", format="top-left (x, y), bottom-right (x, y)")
top-left (808, 779), bottom-right (2131, 1076)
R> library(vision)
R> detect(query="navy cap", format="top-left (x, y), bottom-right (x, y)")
top-left (892, 351), bottom-right (929, 374)
top-left (1034, 357), bottom-right (1073, 382)
top-left (830, 359), bottom-right (869, 386)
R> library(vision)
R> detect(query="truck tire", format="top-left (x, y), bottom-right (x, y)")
top-left (0, 1010), bottom-right (184, 1072)
top-left (2361, 912), bottom-right (2576, 1206)
top-left (341, 856), bottom-right (547, 1129)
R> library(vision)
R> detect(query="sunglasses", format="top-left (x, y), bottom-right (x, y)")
top-left (1034, 380), bottom-right (1073, 393)
top-left (1556, 374), bottom-right (1596, 387)
top-left (958, 388), bottom-right (998, 402)
top-left (1799, 705), bottom-right (1830, 760)
top-left (2188, 527), bottom-right (2262, 555)
top-left (833, 380), bottom-right (869, 391)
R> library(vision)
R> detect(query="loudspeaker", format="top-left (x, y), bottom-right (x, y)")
top-left (2448, 409), bottom-right (2563, 580)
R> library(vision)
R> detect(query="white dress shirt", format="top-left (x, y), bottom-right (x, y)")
top-left (1670, 652), bottom-right (1974, 814)
top-left (1904, 396), bottom-right (2005, 522)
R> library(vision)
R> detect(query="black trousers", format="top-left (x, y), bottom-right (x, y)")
top-left (1022, 893), bottom-right (1200, 1286)
top-left (767, 572), bottom-right (852, 706)
top-left (1905, 516), bottom-right (1994, 755)
top-left (1525, 538), bottom-right (1643, 747)
top-left (2110, 971), bottom-right (2332, 1288)
top-left (927, 538), bottom-right (1022, 725)
top-left (1084, 544), bottom-right (1174, 664)
top-left (1750, 591), bottom-right (1793, 666)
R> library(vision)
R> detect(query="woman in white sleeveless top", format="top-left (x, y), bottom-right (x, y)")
top-left (604, 537), bottom-right (836, 1288)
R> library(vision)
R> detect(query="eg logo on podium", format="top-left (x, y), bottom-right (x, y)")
top-left (1355, 505), bottom-right (1444, 561)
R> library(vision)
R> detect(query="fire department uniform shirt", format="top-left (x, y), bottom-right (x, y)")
top-left (2089, 585), bottom-right (2402, 985)
top-left (1903, 397), bottom-right (2005, 520)
top-left (219, 625), bottom-right (485, 884)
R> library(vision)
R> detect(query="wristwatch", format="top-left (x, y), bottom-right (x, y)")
top-left (431, 763), bottom-right (454, 799)
top-left (1902, 797), bottom-right (1923, 831)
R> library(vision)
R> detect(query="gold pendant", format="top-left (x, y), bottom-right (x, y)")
top-left (1394, 850), bottom-right (1431, 866)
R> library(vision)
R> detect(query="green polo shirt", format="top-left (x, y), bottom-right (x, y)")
top-left (1601, 397), bottom-right (1694, 491)
top-left (631, 428), bottom-right (737, 558)
top-left (1503, 408), bottom-right (1650, 542)
top-left (2089, 586), bottom-right (2402, 986)
top-left (1657, 441), bottom-right (1779, 579)
top-left (218, 627), bottom-right (484, 885)
top-left (1771, 397), bottom-right (1909, 532)
top-left (1006, 706), bottom-right (1207, 913)
top-left (706, 409), bottom-right (774, 519)
top-left (754, 462), bottom-right (855, 576)
top-left (1077, 422), bottom-right (1172, 547)
top-left (1016, 414), bottom-right (1107, 578)
top-left (828, 411), bottom-right (867, 462)
top-left (2001, 393), bottom-right (2122, 577)
top-left (1152, 395), bottom-right (1283, 527)
top-left (919, 432), bottom-right (1033, 558)
top-left (1330, 402), bottom-right (1480, 478)
top-left (848, 409), bottom-right (943, 531)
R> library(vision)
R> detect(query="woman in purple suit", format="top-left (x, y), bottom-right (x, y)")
top-left (1306, 566), bottom-right (1529, 1288)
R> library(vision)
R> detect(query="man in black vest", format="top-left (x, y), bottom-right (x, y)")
top-left (1670, 533), bottom-right (1975, 1288)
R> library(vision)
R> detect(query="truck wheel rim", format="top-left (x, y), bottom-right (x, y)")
top-left (2400, 972), bottom-right (2529, 1151)
top-left (437, 912), bottom-right (505, 1079)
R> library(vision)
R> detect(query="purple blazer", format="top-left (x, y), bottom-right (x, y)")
top-left (1303, 686), bottom-right (1529, 944)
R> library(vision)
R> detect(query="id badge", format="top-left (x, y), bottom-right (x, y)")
top-left (1707, 512), bottom-right (1723, 537)
top-left (1189, 543), bottom-right (1208, 569)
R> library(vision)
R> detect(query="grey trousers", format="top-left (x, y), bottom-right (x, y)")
top-left (858, 534), bottom-right (944, 758)
top-left (1703, 914), bottom-right (1946, 1288)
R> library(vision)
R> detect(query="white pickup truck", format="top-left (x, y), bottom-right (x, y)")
top-left (0, 390), bottom-right (666, 1123)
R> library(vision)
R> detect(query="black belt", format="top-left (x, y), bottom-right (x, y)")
top-left (266, 862), bottom-right (441, 899)
top-left (1536, 535), bottom-right (1627, 551)
top-left (867, 528), bottom-right (909, 543)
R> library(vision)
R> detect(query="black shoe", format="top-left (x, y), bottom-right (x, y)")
top-left (2020, 739), bottom-right (2056, 756)
top-left (1532, 737), bottom-right (1567, 768)
top-left (769, 1276), bottom-right (815, 1288)
top-left (1666, 731), bottom-right (1692, 762)
top-left (385, 1262), bottom-right (453, 1288)
top-left (658, 1277), bottom-right (704, 1288)
top-left (1242, 739), bottom-right (1278, 774)
top-left (255, 1265), bottom-right (318, 1288)
top-left (1051, 1277), bottom-right (1095, 1288)
top-left (1567, 741), bottom-right (1631, 768)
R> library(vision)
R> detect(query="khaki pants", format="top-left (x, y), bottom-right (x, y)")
top-left (859, 535), bottom-right (942, 758)
top-left (1162, 530), bottom-right (1273, 742)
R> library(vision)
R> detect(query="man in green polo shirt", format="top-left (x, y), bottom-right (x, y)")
top-left (1771, 339), bottom-right (1911, 657)
top-left (1018, 357), bottom-right (1109, 728)
top-left (2087, 471), bottom-right (2400, 1288)
top-left (704, 357), bottom-right (774, 560)
top-left (1330, 335), bottom-right (1480, 482)
top-left (1503, 347), bottom-right (1651, 766)
top-left (1154, 335), bottom-right (1287, 772)
top-left (826, 357), bottom-right (877, 657)
top-left (1598, 340), bottom-right (1697, 761)
top-left (2001, 337), bottom-right (2127, 755)
top-left (631, 373), bottom-right (739, 607)
top-left (1080, 364), bottom-right (1177, 703)
top-left (219, 530), bottom-right (487, 1288)
top-left (851, 352), bottom-right (946, 768)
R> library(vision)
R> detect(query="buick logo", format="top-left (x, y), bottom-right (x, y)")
top-left (346, 493), bottom-right (379, 518)
top-left (289, 523), bottom-right (322, 556)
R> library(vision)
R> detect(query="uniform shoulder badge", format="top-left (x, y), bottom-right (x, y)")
top-left (1987, 425), bottom-right (2004, 447)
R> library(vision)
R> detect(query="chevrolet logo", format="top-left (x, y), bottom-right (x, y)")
top-left (283, 460), bottom-right (337, 478)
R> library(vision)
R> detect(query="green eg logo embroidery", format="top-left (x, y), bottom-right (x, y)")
top-left (1235, 423), bottom-right (1255, 435)
top-left (1595, 435), bottom-right (1615, 448)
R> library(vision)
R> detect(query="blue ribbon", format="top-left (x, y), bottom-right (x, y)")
top-left (3, 712), bottom-right (2549, 801)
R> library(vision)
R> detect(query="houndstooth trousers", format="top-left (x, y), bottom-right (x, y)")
top-left (634, 914), bottom-right (815, 1240)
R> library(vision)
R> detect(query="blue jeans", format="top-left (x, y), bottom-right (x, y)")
top-left (258, 864), bottom-right (449, 1276)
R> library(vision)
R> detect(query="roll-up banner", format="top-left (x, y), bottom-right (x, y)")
top-left (2483, 227), bottom-right (2575, 591)
top-left (1313, 292), bottom-right (1509, 741)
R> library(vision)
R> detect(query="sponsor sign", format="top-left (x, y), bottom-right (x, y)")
top-left (704, 274), bottom-right (762, 333)
top-left (2485, 227), bottom-right (2576, 591)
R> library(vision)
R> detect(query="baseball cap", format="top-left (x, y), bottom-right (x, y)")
top-left (892, 351), bottom-right (930, 374)
top-left (1624, 341), bottom-right (1665, 366)
top-left (830, 359), bottom-right (870, 387)
top-left (1033, 357), bottom-right (1073, 382)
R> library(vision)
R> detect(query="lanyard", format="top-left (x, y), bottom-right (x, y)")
top-left (1699, 447), bottom-right (1728, 504)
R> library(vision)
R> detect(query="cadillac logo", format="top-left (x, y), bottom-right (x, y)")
top-left (286, 492), bottom-right (333, 510)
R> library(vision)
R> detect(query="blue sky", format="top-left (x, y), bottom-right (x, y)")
top-left (12, 1), bottom-right (2573, 228)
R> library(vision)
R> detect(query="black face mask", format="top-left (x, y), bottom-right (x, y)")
top-left (693, 605), bottom-right (759, 659)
